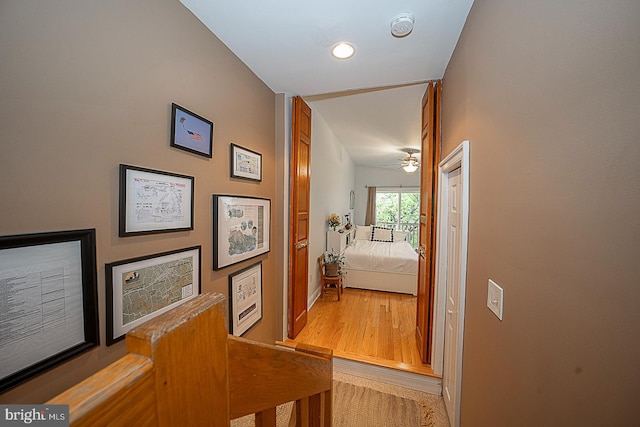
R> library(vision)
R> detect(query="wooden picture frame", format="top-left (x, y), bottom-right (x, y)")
top-left (0, 229), bottom-right (99, 393)
top-left (119, 164), bottom-right (194, 237)
top-left (105, 246), bottom-right (201, 345)
top-left (213, 195), bottom-right (270, 270)
top-left (229, 262), bottom-right (263, 336)
top-left (170, 103), bottom-right (214, 158)
top-left (230, 143), bottom-right (262, 182)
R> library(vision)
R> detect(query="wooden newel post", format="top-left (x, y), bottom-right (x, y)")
top-left (126, 293), bottom-right (231, 427)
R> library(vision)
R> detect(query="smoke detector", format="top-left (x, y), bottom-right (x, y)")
top-left (390, 12), bottom-right (415, 38)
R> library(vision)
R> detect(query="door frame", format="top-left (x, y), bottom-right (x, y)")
top-left (431, 140), bottom-right (469, 426)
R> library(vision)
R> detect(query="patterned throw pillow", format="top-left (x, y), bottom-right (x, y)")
top-left (371, 226), bottom-right (393, 242)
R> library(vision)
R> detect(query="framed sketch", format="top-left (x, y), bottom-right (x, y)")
top-left (170, 103), bottom-right (214, 158)
top-left (119, 164), bottom-right (194, 237)
top-left (213, 195), bottom-right (270, 270)
top-left (105, 246), bottom-right (201, 345)
top-left (230, 143), bottom-right (262, 182)
top-left (0, 229), bottom-right (99, 393)
top-left (350, 190), bottom-right (355, 210)
top-left (229, 262), bottom-right (263, 336)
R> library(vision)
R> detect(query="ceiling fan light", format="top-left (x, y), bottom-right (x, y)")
top-left (403, 163), bottom-right (418, 173)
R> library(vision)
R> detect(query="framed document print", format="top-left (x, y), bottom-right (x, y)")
top-left (230, 143), bottom-right (262, 182)
top-left (119, 164), bottom-right (194, 237)
top-left (170, 103), bottom-right (214, 158)
top-left (213, 195), bottom-right (270, 270)
top-left (105, 246), bottom-right (201, 345)
top-left (229, 262), bottom-right (263, 336)
top-left (0, 229), bottom-right (99, 393)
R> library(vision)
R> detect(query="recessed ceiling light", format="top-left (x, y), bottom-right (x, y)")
top-left (331, 42), bottom-right (355, 60)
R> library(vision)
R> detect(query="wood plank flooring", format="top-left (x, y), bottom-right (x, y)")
top-left (286, 288), bottom-right (437, 377)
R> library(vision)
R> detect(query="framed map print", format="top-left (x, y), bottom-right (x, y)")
top-left (119, 164), bottom-right (194, 237)
top-left (213, 195), bottom-right (270, 270)
top-left (105, 246), bottom-right (201, 345)
top-left (229, 262), bottom-right (262, 336)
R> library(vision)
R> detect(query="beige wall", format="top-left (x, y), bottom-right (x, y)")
top-left (0, 1), bottom-right (278, 403)
top-left (442, 1), bottom-right (640, 425)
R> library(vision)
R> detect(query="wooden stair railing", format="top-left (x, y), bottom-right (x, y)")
top-left (47, 293), bottom-right (333, 426)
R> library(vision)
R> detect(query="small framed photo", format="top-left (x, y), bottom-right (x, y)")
top-left (170, 103), bottom-right (213, 158)
top-left (105, 246), bottom-right (201, 345)
top-left (213, 195), bottom-right (271, 270)
top-left (229, 262), bottom-right (262, 336)
top-left (0, 229), bottom-right (99, 393)
top-left (119, 164), bottom-right (194, 237)
top-left (230, 143), bottom-right (262, 182)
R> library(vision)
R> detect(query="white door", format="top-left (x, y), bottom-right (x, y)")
top-left (442, 167), bottom-right (462, 426)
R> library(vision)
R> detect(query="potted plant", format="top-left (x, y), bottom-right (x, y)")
top-left (324, 249), bottom-right (344, 277)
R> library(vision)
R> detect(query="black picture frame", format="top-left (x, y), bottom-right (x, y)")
top-left (230, 143), bottom-right (262, 182)
top-left (105, 246), bottom-right (201, 345)
top-left (213, 195), bottom-right (271, 270)
top-left (229, 262), bottom-right (263, 336)
top-left (119, 164), bottom-right (195, 237)
top-left (170, 103), bottom-right (214, 158)
top-left (0, 229), bottom-right (99, 393)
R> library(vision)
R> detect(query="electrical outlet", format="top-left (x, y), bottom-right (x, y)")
top-left (487, 279), bottom-right (504, 320)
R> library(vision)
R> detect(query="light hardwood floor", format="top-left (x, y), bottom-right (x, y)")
top-left (286, 288), bottom-right (437, 377)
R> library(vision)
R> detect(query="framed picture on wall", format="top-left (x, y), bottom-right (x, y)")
top-left (170, 103), bottom-right (214, 158)
top-left (229, 262), bottom-right (263, 336)
top-left (105, 246), bottom-right (201, 345)
top-left (119, 164), bottom-right (194, 237)
top-left (0, 229), bottom-right (99, 393)
top-left (213, 195), bottom-right (270, 270)
top-left (230, 143), bottom-right (262, 182)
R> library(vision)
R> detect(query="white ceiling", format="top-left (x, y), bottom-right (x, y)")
top-left (179, 0), bottom-right (473, 168)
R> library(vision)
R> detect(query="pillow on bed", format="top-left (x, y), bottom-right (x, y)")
top-left (371, 226), bottom-right (393, 242)
top-left (355, 225), bottom-right (371, 240)
top-left (394, 231), bottom-right (408, 242)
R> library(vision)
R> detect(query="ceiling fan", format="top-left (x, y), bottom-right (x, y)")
top-left (400, 148), bottom-right (420, 173)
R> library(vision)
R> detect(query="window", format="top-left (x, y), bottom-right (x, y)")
top-left (375, 188), bottom-right (420, 248)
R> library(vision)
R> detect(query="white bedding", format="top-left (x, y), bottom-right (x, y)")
top-left (343, 240), bottom-right (418, 275)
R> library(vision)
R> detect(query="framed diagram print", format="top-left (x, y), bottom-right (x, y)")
top-left (230, 143), bottom-right (262, 182)
top-left (0, 229), bottom-right (99, 393)
top-left (119, 164), bottom-right (194, 237)
top-left (228, 262), bottom-right (263, 336)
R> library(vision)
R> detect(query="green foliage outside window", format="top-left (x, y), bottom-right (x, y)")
top-left (375, 190), bottom-right (420, 248)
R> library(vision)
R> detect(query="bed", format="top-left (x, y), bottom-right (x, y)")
top-left (342, 225), bottom-right (418, 295)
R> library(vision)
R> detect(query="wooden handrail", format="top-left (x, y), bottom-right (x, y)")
top-left (228, 337), bottom-right (332, 420)
top-left (47, 293), bottom-right (333, 427)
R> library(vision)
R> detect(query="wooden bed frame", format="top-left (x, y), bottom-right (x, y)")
top-left (343, 268), bottom-right (417, 296)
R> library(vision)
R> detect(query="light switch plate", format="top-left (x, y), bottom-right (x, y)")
top-left (487, 279), bottom-right (504, 320)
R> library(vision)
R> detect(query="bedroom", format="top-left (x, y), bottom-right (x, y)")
top-left (291, 84), bottom-right (428, 376)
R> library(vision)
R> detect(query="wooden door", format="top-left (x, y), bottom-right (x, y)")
top-left (288, 96), bottom-right (312, 338)
top-left (415, 81), bottom-right (442, 364)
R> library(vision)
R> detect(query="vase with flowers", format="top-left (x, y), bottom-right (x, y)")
top-left (328, 213), bottom-right (341, 231)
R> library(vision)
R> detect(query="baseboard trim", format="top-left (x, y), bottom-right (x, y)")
top-left (333, 356), bottom-right (442, 396)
